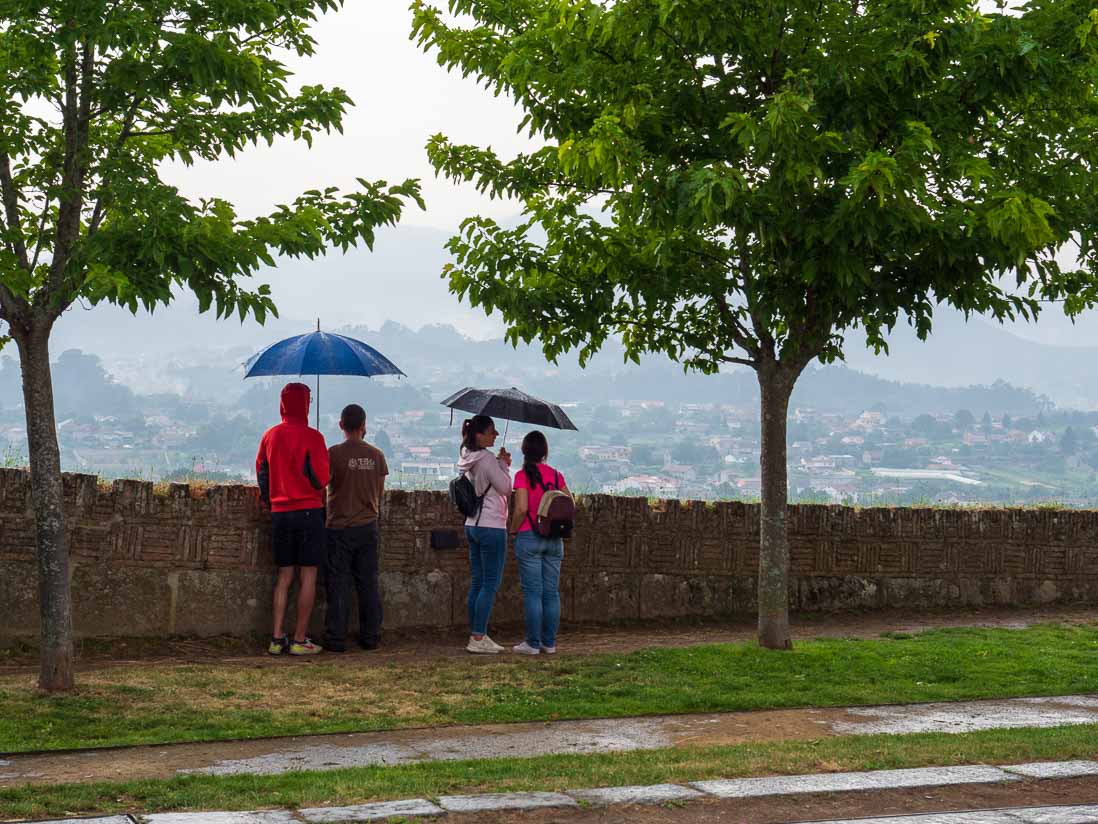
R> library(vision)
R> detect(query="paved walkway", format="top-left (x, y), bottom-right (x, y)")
top-left (22, 760), bottom-right (1098, 823)
top-left (3, 694), bottom-right (1097, 786)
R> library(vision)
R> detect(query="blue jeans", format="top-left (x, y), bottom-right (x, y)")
top-left (514, 531), bottom-right (564, 648)
top-left (466, 526), bottom-right (507, 636)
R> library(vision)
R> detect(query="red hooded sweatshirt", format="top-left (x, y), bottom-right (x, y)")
top-left (256, 383), bottom-right (330, 513)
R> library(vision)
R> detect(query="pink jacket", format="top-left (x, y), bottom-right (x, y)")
top-left (457, 448), bottom-right (511, 529)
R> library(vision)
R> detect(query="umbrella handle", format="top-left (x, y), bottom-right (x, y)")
top-left (502, 419), bottom-right (509, 450)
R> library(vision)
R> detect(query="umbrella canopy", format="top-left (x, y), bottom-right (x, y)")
top-left (243, 331), bottom-right (405, 379)
top-left (243, 327), bottom-right (405, 429)
top-left (441, 386), bottom-right (578, 430)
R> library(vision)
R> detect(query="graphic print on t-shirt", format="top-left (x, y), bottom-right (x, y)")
top-left (327, 441), bottom-right (389, 529)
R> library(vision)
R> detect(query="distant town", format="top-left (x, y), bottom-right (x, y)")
top-left (4, 366), bottom-right (1097, 506)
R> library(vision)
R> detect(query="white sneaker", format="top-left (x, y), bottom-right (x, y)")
top-left (513, 641), bottom-right (541, 655)
top-left (541, 645), bottom-right (557, 654)
top-left (466, 636), bottom-right (501, 654)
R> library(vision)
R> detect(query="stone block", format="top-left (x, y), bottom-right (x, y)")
top-left (0, 560), bottom-right (39, 635)
top-left (639, 574), bottom-right (733, 619)
top-left (569, 784), bottom-right (705, 806)
top-left (37, 818), bottom-right (133, 824)
top-left (439, 791), bottom-right (577, 812)
top-left (299, 799), bottom-right (444, 821)
top-left (71, 562), bottom-right (173, 637)
top-left (692, 765), bottom-right (1016, 798)
top-left (142, 812), bottom-right (297, 824)
top-left (881, 577), bottom-right (950, 609)
top-left (1002, 761), bottom-right (1098, 779)
top-left (571, 572), bottom-right (640, 622)
top-left (377, 570), bottom-right (453, 629)
top-left (172, 570), bottom-right (274, 636)
top-left (794, 576), bottom-right (882, 611)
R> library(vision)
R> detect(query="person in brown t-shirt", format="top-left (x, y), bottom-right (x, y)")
top-left (323, 404), bottom-right (389, 652)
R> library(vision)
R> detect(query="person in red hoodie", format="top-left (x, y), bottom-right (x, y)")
top-left (256, 382), bottom-right (331, 655)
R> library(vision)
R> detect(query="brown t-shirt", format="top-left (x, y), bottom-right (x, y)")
top-left (326, 440), bottom-right (389, 528)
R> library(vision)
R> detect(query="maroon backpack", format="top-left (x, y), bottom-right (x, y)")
top-left (527, 470), bottom-right (576, 539)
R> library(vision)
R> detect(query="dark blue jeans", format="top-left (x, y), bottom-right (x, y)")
top-left (514, 530), bottom-right (564, 648)
top-left (466, 526), bottom-right (507, 635)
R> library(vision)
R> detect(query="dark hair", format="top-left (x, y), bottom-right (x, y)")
top-left (461, 415), bottom-right (494, 453)
top-left (340, 404), bottom-right (366, 431)
top-left (521, 430), bottom-right (548, 489)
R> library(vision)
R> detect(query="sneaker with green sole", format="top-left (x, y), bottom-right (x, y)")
top-left (268, 635), bottom-right (289, 656)
top-left (289, 637), bottom-right (323, 655)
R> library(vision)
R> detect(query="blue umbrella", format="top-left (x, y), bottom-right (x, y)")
top-left (243, 322), bottom-right (405, 428)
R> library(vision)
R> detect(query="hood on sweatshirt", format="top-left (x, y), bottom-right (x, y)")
top-left (280, 382), bottom-right (311, 424)
top-left (457, 448), bottom-right (493, 474)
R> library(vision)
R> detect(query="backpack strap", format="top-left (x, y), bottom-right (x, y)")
top-left (464, 466), bottom-right (489, 527)
top-left (525, 466), bottom-right (543, 533)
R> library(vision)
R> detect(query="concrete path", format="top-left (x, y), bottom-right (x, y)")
top-left (21, 761), bottom-right (1098, 823)
top-left (3, 694), bottom-right (1097, 786)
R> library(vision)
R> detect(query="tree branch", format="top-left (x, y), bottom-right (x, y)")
top-left (711, 290), bottom-right (760, 357)
top-left (44, 37), bottom-right (95, 317)
top-left (87, 94), bottom-right (146, 240)
top-left (28, 201), bottom-right (52, 273)
top-left (0, 278), bottom-right (26, 331)
top-left (0, 151), bottom-right (30, 270)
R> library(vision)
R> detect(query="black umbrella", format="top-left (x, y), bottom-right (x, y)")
top-left (441, 386), bottom-right (578, 443)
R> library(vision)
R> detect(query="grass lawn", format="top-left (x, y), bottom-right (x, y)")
top-left (2, 724), bottom-right (1097, 820)
top-left (1, 623), bottom-right (1095, 754)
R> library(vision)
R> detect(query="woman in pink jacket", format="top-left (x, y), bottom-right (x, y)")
top-left (456, 415), bottom-right (512, 653)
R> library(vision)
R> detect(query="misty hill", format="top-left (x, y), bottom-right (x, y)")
top-left (18, 220), bottom-right (1097, 408)
top-left (846, 309), bottom-right (1098, 410)
top-left (1, 322), bottom-right (1049, 421)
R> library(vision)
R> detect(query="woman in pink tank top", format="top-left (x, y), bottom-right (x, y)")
top-left (509, 431), bottom-right (570, 655)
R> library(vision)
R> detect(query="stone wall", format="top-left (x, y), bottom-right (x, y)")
top-left (2, 467), bottom-right (1098, 640)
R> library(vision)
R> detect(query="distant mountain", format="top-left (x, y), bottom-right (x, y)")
top-left (24, 219), bottom-right (1098, 408)
top-left (845, 310), bottom-right (1098, 410)
top-left (1, 320), bottom-right (1049, 420)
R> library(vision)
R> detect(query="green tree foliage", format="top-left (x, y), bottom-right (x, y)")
top-left (1061, 425), bottom-right (1079, 456)
top-left (671, 439), bottom-right (721, 468)
top-left (630, 444), bottom-right (660, 466)
top-left (0, 0), bottom-right (423, 690)
top-left (373, 428), bottom-right (394, 456)
top-left (954, 409), bottom-right (976, 431)
top-left (412, 0), bottom-right (1098, 648)
top-left (912, 414), bottom-right (938, 435)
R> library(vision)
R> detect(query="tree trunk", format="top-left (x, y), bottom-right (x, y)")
top-left (15, 319), bottom-right (74, 691)
top-left (756, 363), bottom-right (795, 650)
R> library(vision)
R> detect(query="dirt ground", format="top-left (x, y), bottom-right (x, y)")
top-left (449, 775), bottom-right (1098, 823)
top-left (1, 605), bottom-right (1094, 675)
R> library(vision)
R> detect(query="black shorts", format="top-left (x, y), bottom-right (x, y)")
top-left (271, 508), bottom-right (325, 568)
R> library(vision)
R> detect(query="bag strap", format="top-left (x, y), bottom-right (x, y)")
top-left (465, 467), bottom-right (488, 527)
top-left (525, 467), bottom-right (545, 532)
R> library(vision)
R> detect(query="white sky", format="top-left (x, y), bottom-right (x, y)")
top-left (160, 0), bottom-right (533, 231)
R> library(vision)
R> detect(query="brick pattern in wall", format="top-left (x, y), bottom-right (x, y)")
top-left (2, 467), bottom-right (1097, 639)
